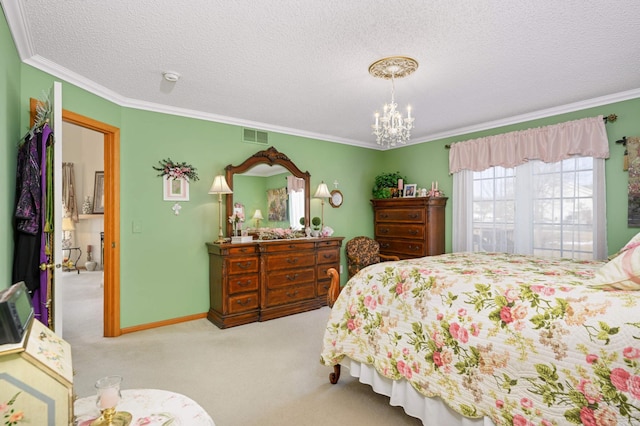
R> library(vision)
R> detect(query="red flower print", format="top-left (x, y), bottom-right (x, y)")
top-left (610, 368), bottom-right (631, 392)
top-left (624, 346), bottom-right (640, 360)
top-left (629, 375), bottom-right (640, 400)
top-left (577, 378), bottom-right (602, 404)
top-left (512, 414), bottom-right (532, 426)
top-left (579, 406), bottom-right (597, 426)
top-left (432, 351), bottom-right (443, 367)
top-left (495, 400), bottom-right (504, 409)
top-left (520, 397), bottom-right (533, 409)
top-left (500, 306), bottom-right (514, 323)
top-left (586, 354), bottom-right (598, 364)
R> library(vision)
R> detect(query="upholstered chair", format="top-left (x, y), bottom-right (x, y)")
top-left (345, 236), bottom-right (400, 279)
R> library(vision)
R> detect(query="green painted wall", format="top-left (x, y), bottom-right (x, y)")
top-left (2, 8), bottom-right (639, 327)
top-left (0, 7), bottom-right (22, 290)
top-left (385, 98), bottom-right (640, 255)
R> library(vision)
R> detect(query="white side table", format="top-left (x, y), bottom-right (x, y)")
top-left (75, 388), bottom-right (215, 425)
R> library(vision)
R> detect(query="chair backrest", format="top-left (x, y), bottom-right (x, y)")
top-left (346, 236), bottom-right (381, 270)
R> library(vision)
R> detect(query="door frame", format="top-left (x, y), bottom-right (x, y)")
top-left (32, 99), bottom-right (122, 337)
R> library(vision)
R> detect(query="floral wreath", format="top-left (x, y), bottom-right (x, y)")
top-left (152, 158), bottom-right (199, 181)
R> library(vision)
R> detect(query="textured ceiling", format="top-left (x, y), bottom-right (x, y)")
top-left (3, 1), bottom-right (640, 149)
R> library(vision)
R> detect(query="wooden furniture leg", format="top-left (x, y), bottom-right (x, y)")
top-left (326, 267), bottom-right (342, 384)
top-left (329, 364), bottom-right (341, 384)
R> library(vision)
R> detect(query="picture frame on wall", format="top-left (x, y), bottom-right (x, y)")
top-left (92, 171), bottom-right (105, 213)
top-left (163, 175), bottom-right (189, 201)
top-left (403, 183), bottom-right (417, 197)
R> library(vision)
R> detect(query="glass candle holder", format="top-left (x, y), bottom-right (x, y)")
top-left (92, 375), bottom-right (131, 426)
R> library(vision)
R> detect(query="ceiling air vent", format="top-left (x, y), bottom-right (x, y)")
top-left (243, 128), bottom-right (269, 145)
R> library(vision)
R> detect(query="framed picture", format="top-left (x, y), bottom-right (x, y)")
top-left (92, 171), bottom-right (105, 213)
top-left (163, 175), bottom-right (189, 201)
top-left (404, 183), bottom-right (417, 198)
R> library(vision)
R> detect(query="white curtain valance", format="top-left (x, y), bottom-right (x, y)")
top-left (287, 175), bottom-right (305, 193)
top-left (449, 116), bottom-right (610, 174)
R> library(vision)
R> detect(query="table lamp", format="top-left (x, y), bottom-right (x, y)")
top-left (252, 209), bottom-right (264, 228)
top-left (208, 175), bottom-right (233, 243)
top-left (61, 217), bottom-right (75, 249)
top-left (313, 181), bottom-right (331, 229)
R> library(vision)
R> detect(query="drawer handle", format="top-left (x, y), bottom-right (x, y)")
top-left (237, 279), bottom-right (252, 287)
top-left (286, 273), bottom-right (300, 281)
top-left (288, 244), bottom-right (297, 249)
top-left (409, 245), bottom-right (420, 251)
top-left (286, 258), bottom-right (299, 264)
top-left (409, 229), bottom-right (419, 235)
top-left (237, 262), bottom-right (252, 269)
top-left (408, 213), bottom-right (419, 219)
top-left (380, 243), bottom-right (390, 249)
top-left (240, 248), bottom-right (248, 253)
top-left (380, 213), bottom-right (389, 219)
top-left (286, 290), bottom-right (299, 298)
top-left (322, 253), bottom-right (333, 259)
top-left (236, 298), bottom-right (252, 306)
top-left (379, 228), bottom-right (390, 234)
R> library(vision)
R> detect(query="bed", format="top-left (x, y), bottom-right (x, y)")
top-left (321, 247), bottom-right (640, 426)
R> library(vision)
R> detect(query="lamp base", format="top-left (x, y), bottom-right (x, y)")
top-left (89, 410), bottom-right (132, 426)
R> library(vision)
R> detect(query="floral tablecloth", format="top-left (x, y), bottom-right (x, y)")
top-left (321, 252), bottom-right (640, 425)
top-left (75, 388), bottom-right (215, 425)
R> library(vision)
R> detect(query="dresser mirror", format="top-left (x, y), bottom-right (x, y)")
top-left (225, 147), bottom-right (310, 237)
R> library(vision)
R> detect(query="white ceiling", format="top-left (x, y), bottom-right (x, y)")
top-left (3, 1), bottom-right (640, 149)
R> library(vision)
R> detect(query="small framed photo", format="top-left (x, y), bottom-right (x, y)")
top-left (403, 183), bottom-right (417, 197)
top-left (163, 175), bottom-right (190, 201)
top-left (93, 171), bottom-right (105, 213)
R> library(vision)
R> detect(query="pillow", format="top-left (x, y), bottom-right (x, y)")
top-left (590, 237), bottom-right (640, 291)
top-left (608, 232), bottom-right (640, 260)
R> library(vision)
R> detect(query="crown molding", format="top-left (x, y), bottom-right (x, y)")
top-left (1, 0), bottom-right (34, 59)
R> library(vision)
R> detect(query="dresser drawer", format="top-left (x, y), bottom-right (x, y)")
top-left (226, 245), bottom-right (258, 255)
top-left (229, 273), bottom-right (259, 294)
top-left (377, 238), bottom-right (425, 257)
top-left (266, 267), bottom-right (315, 289)
top-left (375, 223), bottom-right (425, 240)
top-left (228, 292), bottom-right (259, 314)
top-left (376, 208), bottom-right (425, 223)
top-left (265, 252), bottom-right (315, 270)
top-left (262, 241), bottom-right (315, 252)
top-left (316, 248), bottom-right (339, 264)
top-left (316, 239), bottom-right (341, 249)
top-left (227, 257), bottom-right (259, 274)
top-left (265, 283), bottom-right (315, 307)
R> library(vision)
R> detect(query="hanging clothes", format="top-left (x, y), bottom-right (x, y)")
top-left (62, 162), bottom-right (79, 221)
top-left (12, 123), bottom-right (53, 326)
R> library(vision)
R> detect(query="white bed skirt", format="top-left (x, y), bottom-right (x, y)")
top-left (348, 360), bottom-right (496, 426)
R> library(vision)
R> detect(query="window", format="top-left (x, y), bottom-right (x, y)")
top-left (454, 157), bottom-right (607, 260)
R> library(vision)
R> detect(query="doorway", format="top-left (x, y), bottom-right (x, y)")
top-left (61, 109), bottom-right (121, 337)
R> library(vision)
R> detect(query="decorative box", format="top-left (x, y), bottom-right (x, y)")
top-left (231, 236), bottom-right (253, 243)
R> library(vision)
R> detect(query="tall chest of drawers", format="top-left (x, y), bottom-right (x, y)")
top-left (206, 237), bottom-right (343, 328)
top-left (371, 197), bottom-right (447, 259)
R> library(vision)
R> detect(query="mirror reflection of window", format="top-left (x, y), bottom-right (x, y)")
top-left (287, 176), bottom-right (305, 230)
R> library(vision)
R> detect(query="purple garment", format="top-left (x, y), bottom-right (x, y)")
top-left (37, 124), bottom-right (52, 327)
top-left (14, 131), bottom-right (42, 234)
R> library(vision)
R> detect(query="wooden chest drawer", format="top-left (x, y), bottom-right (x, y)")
top-left (376, 208), bottom-right (425, 223)
top-left (228, 292), bottom-right (259, 314)
top-left (265, 252), bottom-right (315, 270)
top-left (266, 267), bottom-right (315, 289)
top-left (375, 223), bottom-right (425, 240)
top-left (316, 239), bottom-right (341, 249)
top-left (378, 238), bottom-right (425, 257)
top-left (262, 241), bottom-right (315, 252)
top-left (228, 273), bottom-right (259, 294)
top-left (316, 248), bottom-right (339, 264)
top-left (227, 257), bottom-right (259, 274)
top-left (265, 283), bottom-right (315, 307)
top-left (226, 245), bottom-right (258, 255)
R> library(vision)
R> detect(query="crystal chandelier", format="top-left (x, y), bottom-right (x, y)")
top-left (369, 56), bottom-right (418, 148)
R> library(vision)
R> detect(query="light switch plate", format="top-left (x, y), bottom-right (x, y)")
top-left (132, 220), bottom-right (142, 233)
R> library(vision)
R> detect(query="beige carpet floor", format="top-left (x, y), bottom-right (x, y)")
top-left (60, 271), bottom-right (422, 425)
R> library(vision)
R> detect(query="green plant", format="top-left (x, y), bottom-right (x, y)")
top-left (372, 171), bottom-right (406, 199)
top-left (311, 216), bottom-right (322, 230)
top-left (299, 217), bottom-right (306, 226)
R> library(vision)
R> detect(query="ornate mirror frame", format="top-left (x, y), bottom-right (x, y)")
top-left (224, 146), bottom-right (311, 237)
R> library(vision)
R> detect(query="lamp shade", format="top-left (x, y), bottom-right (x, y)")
top-left (313, 182), bottom-right (331, 199)
top-left (61, 217), bottom-right (75, 231)
top-left (252, 209), bottom-right (264, 220)
top-left (208, 175), bottom-right (233, 194)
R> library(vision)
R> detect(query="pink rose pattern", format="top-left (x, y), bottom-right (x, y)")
top-left (321, 252), bottom-right (640, 425)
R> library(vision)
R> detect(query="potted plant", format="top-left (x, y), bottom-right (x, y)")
top-left (372, 171), bottom-right (407, 199)
top-left (312, 217), bottom-right (322, 230)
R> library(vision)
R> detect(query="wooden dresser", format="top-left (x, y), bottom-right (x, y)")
top-left (371, 197), bottom-right (447, 259)
top-left (206, 237), bottom-right (343, 328)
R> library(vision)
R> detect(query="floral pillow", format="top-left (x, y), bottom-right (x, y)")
top-left (590, 234), bottom-right (640, 290)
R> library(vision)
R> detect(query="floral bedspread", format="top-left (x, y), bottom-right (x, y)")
top-left (320, 252), bottom-right (640, 425)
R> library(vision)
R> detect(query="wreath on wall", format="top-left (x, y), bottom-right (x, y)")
top-left (152, 158), bottom-right (199, 181)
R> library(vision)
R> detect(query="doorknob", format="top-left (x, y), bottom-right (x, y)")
top-left (39, 261), bottom-right (71, 271)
